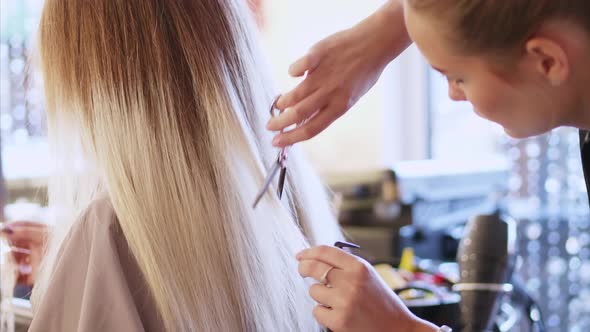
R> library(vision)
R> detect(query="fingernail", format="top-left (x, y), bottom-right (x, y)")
top-left (266, 120), bottom-right (274, 130)
top-left (272, 136), bottom-right (281, 147)
top-left (296, 252), bottom-right (302, 260)
top-left (1, 226), bottom-right (14, 235)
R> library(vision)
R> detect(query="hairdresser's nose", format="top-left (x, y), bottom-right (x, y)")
top-left (448, 81), bottom-right (467, 101)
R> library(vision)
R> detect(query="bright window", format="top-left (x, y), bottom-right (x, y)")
top-left (428, 69), bottom-right (505, 160)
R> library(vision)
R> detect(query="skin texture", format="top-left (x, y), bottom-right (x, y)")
top-left (1, 221), bottom-right (49, 286)
top-left (404, 5), bottom-right (590, 138)
top-left (296, 246), bottom-right (437, 332)
top-left (289, 2), bottom-right (590, 331)
top-left (267, 0), bottom-right (410, 147)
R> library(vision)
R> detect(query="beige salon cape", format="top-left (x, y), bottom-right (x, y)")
top-left (29, 198), bottom-right (165, 332)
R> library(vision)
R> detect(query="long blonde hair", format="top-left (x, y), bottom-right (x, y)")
top-left (35, 0), bottom-right (342, 331)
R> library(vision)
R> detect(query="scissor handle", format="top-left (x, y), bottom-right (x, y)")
top-left (269, 95), bottom-right (281, 119)
top-left (277, 146), bottom-right (289, 166)
top-left (252, 95), bottom-right (292, 208)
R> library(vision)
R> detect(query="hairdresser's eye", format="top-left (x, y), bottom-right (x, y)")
top-left (441, 72), bottom-right (464, 86)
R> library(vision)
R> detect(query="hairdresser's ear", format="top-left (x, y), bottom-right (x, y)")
top-left (525, 37), bottom-right (570, 86)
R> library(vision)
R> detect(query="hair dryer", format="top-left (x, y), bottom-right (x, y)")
top-left (453, 212), bottom-right (517, 332)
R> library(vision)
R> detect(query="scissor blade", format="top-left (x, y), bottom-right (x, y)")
top-left (252, 162), bottom-right (281, 208)
top-left (277, 167), bottom-right (287, 199)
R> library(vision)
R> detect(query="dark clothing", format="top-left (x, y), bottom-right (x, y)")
top-left (580, 130), bottom-right (590, 205)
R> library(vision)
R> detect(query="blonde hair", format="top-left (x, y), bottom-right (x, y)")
top-left (35, 0), bottom-right (342, 331)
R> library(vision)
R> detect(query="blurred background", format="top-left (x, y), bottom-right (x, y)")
top-left (1, 1), bottom-right (590, 331)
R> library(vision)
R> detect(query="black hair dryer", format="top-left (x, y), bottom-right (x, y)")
top-left (454, 212), bottom-right (517, 332)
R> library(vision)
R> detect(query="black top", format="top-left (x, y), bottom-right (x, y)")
top-left (580, 130), bottom-right (590, 205)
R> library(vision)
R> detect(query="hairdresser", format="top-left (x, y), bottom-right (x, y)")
top-left (271, 1), bottom-right (590, 331)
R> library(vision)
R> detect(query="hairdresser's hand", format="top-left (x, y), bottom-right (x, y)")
top-left (267, 1), bottom-right (410, 147)
top-left (1, 221), bottom-right (49, 285)
top-left (297, 246), bottom-right (438, 332)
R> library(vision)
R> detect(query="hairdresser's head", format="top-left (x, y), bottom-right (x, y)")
top-left (405, 0), bottom-right (590, 138)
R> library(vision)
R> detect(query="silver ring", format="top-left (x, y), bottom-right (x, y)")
top-left (320, 266), bottom-right (335, 285)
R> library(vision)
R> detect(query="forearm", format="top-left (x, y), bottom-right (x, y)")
top-left (353, 0), bottom-right (411, 68)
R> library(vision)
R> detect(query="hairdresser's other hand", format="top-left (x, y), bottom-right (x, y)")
top-left (267, 1), bottom-right (410, 147)
top-left (1, 221), bottom-right (49, 285)
top-left (297, 246), bottom-right (438, 332)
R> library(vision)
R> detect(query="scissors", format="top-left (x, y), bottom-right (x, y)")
top-left (252, 96), bottom-right (289, 208)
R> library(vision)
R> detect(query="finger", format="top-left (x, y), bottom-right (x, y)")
top-left (4, 225), bottom-right (48, 245)
top-left (298, 259), bottom-right (345, 286)
top-left (272, 103), bottom-right (342, 147)
top-left (268, 90), bottom-right (328, 131)
top-left (312, 305), bottom-right (334, 330)
top-left (296, 245), bottom-right (359, 270)
top-left (309, 283), bottom-right (342, 308)
top-left (6, 220), bottom-right (47, 228)
top-left (275, 81), bottom-right (318, 110)
top-left (2, 221), bottom-right (46, 237)
top-left (288, 51), bottom-right (321, 78)
top-left (9, 245), bottom-right (32, 255)
top-left (1, 225), bottom-right (14, 235)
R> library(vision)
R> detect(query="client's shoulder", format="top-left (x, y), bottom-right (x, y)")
top-left (30, 197), bottom-right (160, 331)
top-left (81, 195), bottom-right (117, 225)
top-left (67, 195), bottom-right (121, 244)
